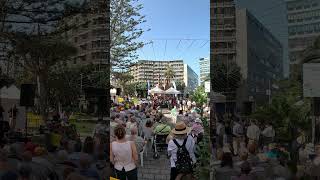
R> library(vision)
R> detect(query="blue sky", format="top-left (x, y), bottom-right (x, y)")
top-left (135, 0), bottom-right (210, 77)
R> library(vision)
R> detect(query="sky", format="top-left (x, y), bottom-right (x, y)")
top-left (235, 0), bottom-right (289, 76)
top-left (135, 0), bottom-right (210, 78)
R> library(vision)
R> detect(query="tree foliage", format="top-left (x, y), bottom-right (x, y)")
top-left (211, 61), bottom-right (241, 94)
top-left (110, 0), bottom-right (148, 71)
top-left (191, 86), bottom-right (207, 108)
top-left (251, 79), bottom-right (311, 142)
top-left (113, 71), bottom-right (134, 95)
top-left (175, 80), bottom-right (185, 92)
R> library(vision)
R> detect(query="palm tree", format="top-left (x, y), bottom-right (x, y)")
top-left (164, 65), bottom-right (175, 90)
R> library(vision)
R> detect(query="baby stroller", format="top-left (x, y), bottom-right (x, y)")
top-left (152, 123), bottom-right (171, 159)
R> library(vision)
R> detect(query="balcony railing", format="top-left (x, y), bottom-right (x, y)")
top-left (212, 1), bottom-right (235, 7)
top-left (214, 36), bottom-right (236, 42)
top-left (213, 24), bottom-right (236, 30)
top-left (212, 48), bottom-right (236, 54)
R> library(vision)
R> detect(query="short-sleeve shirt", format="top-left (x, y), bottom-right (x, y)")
top-left (167, 135), bottom-right (196, 168)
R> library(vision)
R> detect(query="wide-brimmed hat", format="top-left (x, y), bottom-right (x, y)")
top-left (171, 121), bottom-right (190, 135)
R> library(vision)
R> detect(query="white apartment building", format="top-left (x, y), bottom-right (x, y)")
top-left (129, 60), bottom-right (198, 92)
top-left (286, 0), bottom-right (320, 68)
top-left (199, 57), bottom-right (210, 84)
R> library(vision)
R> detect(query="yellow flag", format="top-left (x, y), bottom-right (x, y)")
top-left (110, 177), bottom-right (119, 180)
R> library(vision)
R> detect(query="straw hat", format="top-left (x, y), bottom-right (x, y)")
top-left (171, 121), bottom-right (190, 135)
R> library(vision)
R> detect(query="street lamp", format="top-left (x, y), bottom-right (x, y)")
top-left (110, 88), bottom-right (116, 102)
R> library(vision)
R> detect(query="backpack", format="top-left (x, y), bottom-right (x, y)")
top-left (173, 138), bottom-right (193, 173)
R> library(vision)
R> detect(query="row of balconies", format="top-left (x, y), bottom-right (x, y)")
top-left (214, 36), bottom-right (236, 42)
top-left (213, 24), bottom-right (236, 30)
top-left (212, 1), bottom-right (235, 8)
top-left (212, 48), bottom-right (236, 54)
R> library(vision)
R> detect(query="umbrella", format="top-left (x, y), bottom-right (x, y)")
top-left (149, 86), bottom-right (164, 94)
top-left (165, 87), bottom-right (181, 94)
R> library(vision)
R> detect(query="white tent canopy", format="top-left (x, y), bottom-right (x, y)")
top-left (0, 85), bottom-right (20, 99)
top-left (165, 87), bottom-right (181, 94)
top-left (149, 86), bottom-right (164, 94)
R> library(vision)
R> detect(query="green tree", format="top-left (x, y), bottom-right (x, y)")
top-left (175, 80), bottom-right (185, 93)
top-left (110, 0), bottom-right (149, 71)
top-left (113, 71), bottom-right (134, 96)
top-left (191, 86), bottom-right (208, 117)
top-left (0, 0), bottom-right (86, 120)
top-left (134, 82), bottom-right (147, 97)
top-left (12, 38), bottom-right (77, 120)
top-left (211, 61), bottom-right (241, 96)
top-left (251, 79), bottom-right (310, 154)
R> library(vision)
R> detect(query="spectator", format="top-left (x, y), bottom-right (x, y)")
top-left (246, 120), bottom-right (260, 147)
top-left (232, 161), bottom-right (255, 180)
top-left (126, 127), bottom-right (145, 153)
top-left (0, 105), bottom-right (4, 121)
top-left (83, 136), bottom-right (95, 162)
top-left (232, 118), bottom-right (244, 156)
top-left (126, 116), bottom-right (137, 134)
top-left (79, 153), bottom-right (100, 180)
top-left (216, 121), bottom-right (225, 148)
top-left (110, 124), bottom-right (138, 180)
top-left (215, 150), bottom-right (239, 180)
top-left (167, 122), bottom-right (196, 180)
top-left (0, 149), bottom-right (18, 179)
top-left (247, 143), bottom-right (259, 167)
top-left (261, 122), bottom-right (275, 145)
top-left (66, 172), bottom-right (87, 180)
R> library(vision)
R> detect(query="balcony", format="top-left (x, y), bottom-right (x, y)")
top-left (212, 1), bottom-right (235, 8)
top-left (214, 36), bottom-right (236, 42)
top-left (212, 48), bottom-right (236, 54)
top-left (213, 14), bottom-right (235, 19)
top-left (213, 24), bottom-right (236, 30)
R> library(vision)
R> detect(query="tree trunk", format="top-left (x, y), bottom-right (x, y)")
top-left (38, 71), bottom-right (49, 121)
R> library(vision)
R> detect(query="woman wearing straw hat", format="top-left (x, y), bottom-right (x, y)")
top-left (167, 121), bottom-right (196, 180)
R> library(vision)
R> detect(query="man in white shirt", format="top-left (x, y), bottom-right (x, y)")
top-left (216, 121), bottom-right (225, 147)
top-left (187, 100), bottom-right (192, 110)
top-left (261, 122), bottom-right (275, 145)
top-left (246, 120), bottom-right (260, 147)
top-left (168, 122), bottom-right (196, 180)
top-left (232, 118), bottom-right (244, 155)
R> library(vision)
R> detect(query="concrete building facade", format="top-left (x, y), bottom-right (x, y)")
top-left (286, 0), bottom-right (320, 76)
top-left (287, 0), bottom-right (320, 63)
top-left (199, 57), bottom-right (210, 84)
top-left (211, 0), bottom-right (283, 107)
top-left (61, 0), bottom-right (109, 68)
top-left (129, 60), bottom-right (198, 92)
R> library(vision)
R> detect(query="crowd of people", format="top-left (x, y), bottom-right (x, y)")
top-left (211, 114), bottom-right (320, 180)
top-left (0, 132), bottom-right (110, 180)
top-left (109, 96), bottom-right (207, 180)
top-left (0, 108), bottom-right (110, 180)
